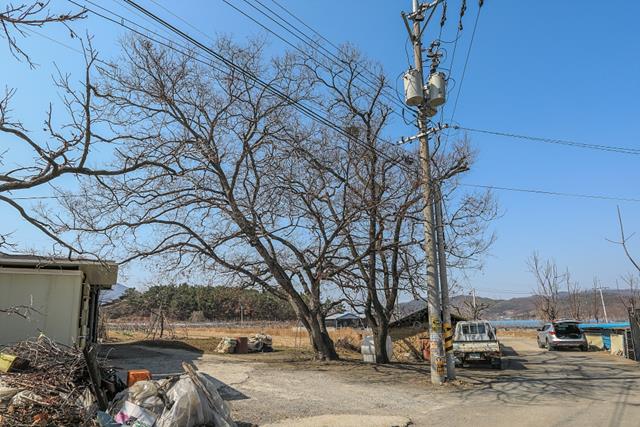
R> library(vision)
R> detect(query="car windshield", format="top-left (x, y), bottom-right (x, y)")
top-left (554, 323), bottom-right (580, 334)
top-left (462, 323), bottom-right (487, 335)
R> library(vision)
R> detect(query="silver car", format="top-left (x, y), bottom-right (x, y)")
top-left (536, 320), bottom-right (588, 351)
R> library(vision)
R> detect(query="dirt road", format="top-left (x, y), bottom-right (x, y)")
top-left (106, 336), bottom-right (640, 426)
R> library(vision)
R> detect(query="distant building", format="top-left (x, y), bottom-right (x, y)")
top-left (390, 299), bottom-right (465, 329)
top-left (579, 322), bottom-right (636, 360)
top-left (0, 254), bottom-right (118, 348)
top-left (325, 312), bottom-right (365, 329)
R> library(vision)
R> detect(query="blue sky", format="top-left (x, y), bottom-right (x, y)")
top-left (1, 0), bottom-right (639, 298)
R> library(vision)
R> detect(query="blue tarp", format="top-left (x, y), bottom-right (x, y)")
top-left (602, 334), bottom-right (611, 350)
top-left (578, 322), bottom-right (630, 330)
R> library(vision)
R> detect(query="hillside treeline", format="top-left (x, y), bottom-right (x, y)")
top-left (105, 284), bottom-right (297, 321)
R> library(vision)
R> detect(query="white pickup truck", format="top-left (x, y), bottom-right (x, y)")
top-left (453, 320), bottom-right (502, 369)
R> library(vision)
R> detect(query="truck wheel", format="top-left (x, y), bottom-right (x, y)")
top-left (580, 344), bottom-right (588, 352)
top-left (537, 338), bottom-right (544, 348)
top-left (492, 359), bottom-right (503, 370)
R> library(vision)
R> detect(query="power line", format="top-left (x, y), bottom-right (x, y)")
top-left (23, 4), bottom-right (640, 208)
top-left (22, 27), bottom-right (113, 68)
top-left (13, 182), bottom-right (640, 205)
top-left (437, 1), bottom-right (464, 127)
top-left (251, 0), bottom-right (412, 115)
top-left (452, 126), bottom-right (640, 155)
top-left (69, 0), bottom-right (415, 177)
top-left (22, 2), bottom-right (640, 209)
top-left (461, 184), bottom-right (640, 203)
top-left (446, 4), bottom-right (482, 133)
top-left (267, 0), bottom-right (412, 115)
top-left (118, 0), bottom-right (409, 157)
top-left (219, 0), bottom-right (414, 121)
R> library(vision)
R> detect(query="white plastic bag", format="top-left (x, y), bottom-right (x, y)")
top-left (157, 372), bottom-right (234, 427)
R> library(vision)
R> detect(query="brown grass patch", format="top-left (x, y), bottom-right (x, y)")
top-left (106, 323), bottom-right (366, 353)
top-left (497, 328), bottom-right (537, 338)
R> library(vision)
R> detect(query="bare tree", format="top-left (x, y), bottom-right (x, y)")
top-left (455, 298), bottom-right (491, 320)
top-left (609, 207), bottom-right (640, 312)
top-left (528, 252), bottom-right (563, 321)
top-left (50, 36), bottom-right (356, 360)
top-left (1, 3), bottom-right (165, 255)
top-left (295, 46), bottom-right (497, 363)
top-left (565, 270), bottom-right (583, 320)
top-left (1, 1), bottom-right (85, 67)
top-left (46, 35), bottom-right (497, 361)
top-left (618, 273), bottom-right (640, 313)
top-left (1, 39), bottom-right (170, 253)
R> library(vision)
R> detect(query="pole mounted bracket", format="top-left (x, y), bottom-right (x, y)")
top-left (396, 123), bottom-right (449, 145)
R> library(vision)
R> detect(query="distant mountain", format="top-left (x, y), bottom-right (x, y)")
top-left (450, 289), bottom-right (637, 321)
top-left (99, 283), bottom-right (129, 305)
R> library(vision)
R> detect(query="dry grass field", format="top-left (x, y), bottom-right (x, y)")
top-left (105, 320), bottom-right (537, 359)
top-left (105, 321), bottom-right (365, 355)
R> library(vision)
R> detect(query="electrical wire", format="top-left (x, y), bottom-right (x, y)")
top-left (220, 0), bottom-right (415, 121)
top-left (453, 126), bottom-right (640, 155)
top-left (12, 183), bottom-right (640, 205)
top-left (255, 0), bottom-right (409, 109)
top-left (446, 5), bottom-right (482, 135)
top-left (53, 0), bottom-right (640, 208)
top-left (22, 27), bottom-right (113, 68)
top-left (461, 184), bottom-right (640, 203)
top-left (68, 0), bottom-right (414, 177)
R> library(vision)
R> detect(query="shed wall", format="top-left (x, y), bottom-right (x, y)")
top-left (585, 333), bottom-right (604, 350)
top-left (0, 269), bottom-right (84, 346)
top-left (610, 334), bottom-right (625, 357)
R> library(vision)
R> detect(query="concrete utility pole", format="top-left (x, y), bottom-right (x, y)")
top-left (472, 288), bottom-right (477, 315)
top-left (403, 0), bottom-right (446, 385)
top-left (598, 287), bottom-right (609, 323)
top-left (435, 184), bottom-right (455, 379)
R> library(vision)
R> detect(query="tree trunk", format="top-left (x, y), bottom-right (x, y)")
top-left (373, 320), bottom-right (390, 363)
top-left (306, 314), bottom-right (339, 360)
top-left (289, 298), bottom-right (339, 361)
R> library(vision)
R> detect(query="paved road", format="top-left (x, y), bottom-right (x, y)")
top-left (436, 337), bottom-right (640, 427)
top-left (107, 336), bottom-right (640, 426)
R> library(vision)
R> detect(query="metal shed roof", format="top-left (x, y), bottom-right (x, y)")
top-left (326, 312), bottom-right (363, 320)
top-left (0, 253), bottom-right (118, 288)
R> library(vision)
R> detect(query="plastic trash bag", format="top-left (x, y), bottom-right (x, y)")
top-left (108, 372), bottom-right (235, 427)
top-left (109, 379), bottom-right (169, 417)
top-left (156, 372), bottom-right (233, 427)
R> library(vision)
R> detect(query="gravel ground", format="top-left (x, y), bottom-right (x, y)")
top-left (104, 336), bottom-right (640, 426)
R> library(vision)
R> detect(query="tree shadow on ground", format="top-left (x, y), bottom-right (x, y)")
top-left (459, 348), bottom-right (640, 407)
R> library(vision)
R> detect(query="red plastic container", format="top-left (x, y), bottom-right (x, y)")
top-left (127, 369), bottom-right (151, 386)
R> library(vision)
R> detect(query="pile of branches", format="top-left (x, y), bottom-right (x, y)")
top-left (334, 336), bottom-right (360, 353)
top-left (0, 336), bottom-right (101, 426)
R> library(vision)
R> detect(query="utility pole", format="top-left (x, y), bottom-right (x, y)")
top-left (435, 184), bottom-right (455, 379)
top-left (402, 0), bottom-right (446, 385)
top-left (472, 288), bottom-right (477, 315)
top-left (598, 287), bottom-right (609, 323)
